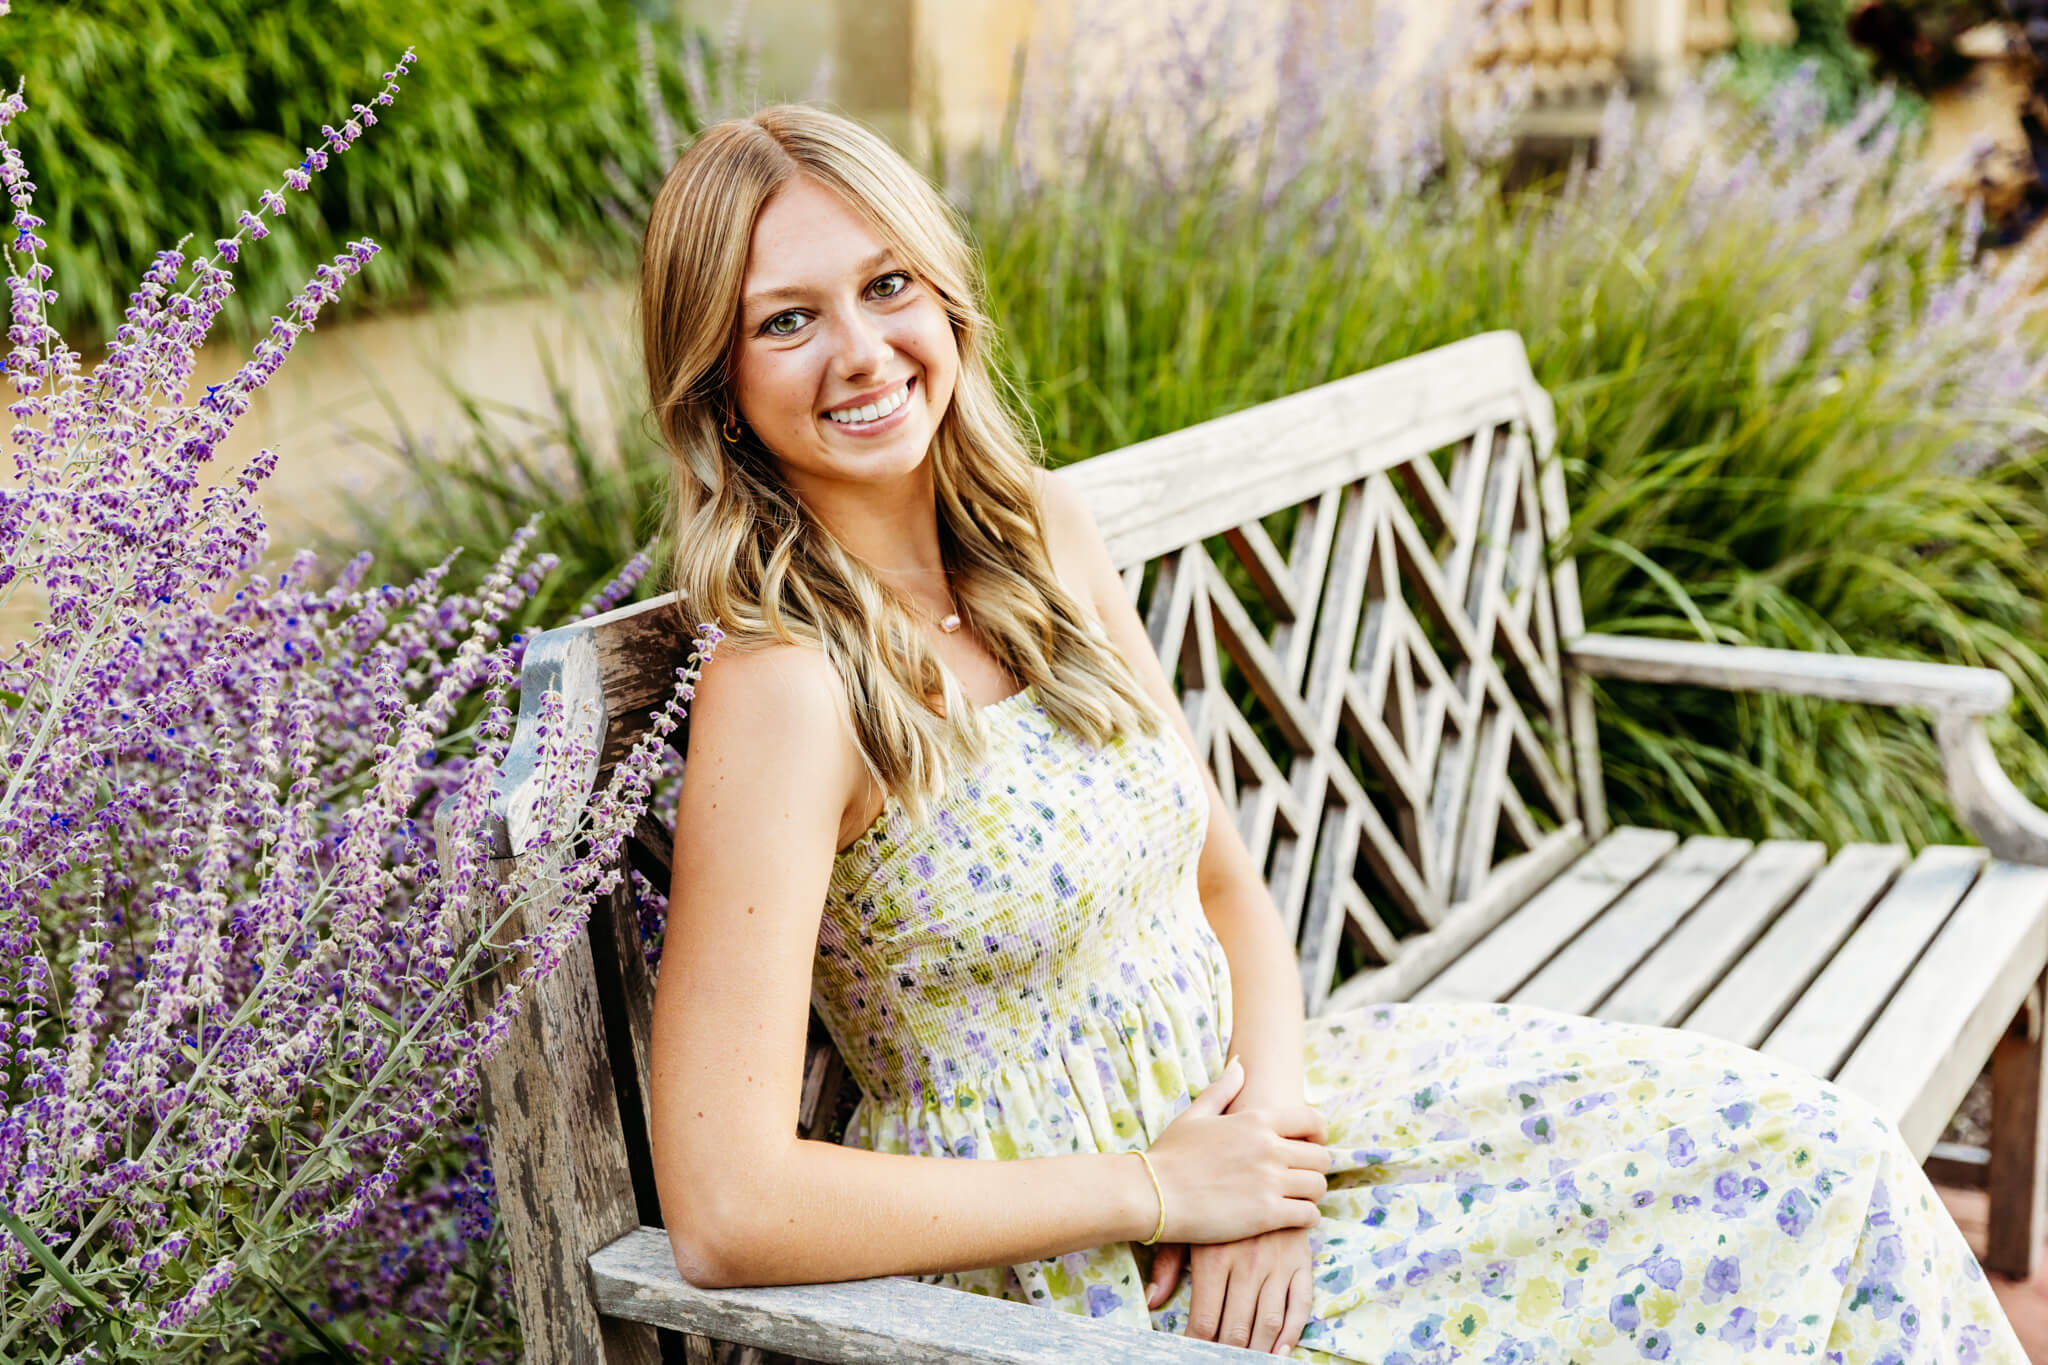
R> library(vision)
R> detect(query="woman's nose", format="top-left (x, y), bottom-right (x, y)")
top-left (833, 310), bottom-right (894, 378)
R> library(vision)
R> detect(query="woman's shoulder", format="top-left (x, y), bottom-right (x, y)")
top-left (1029, 463), bottom-right (1120, 629)
top-left (1028, 461), bottom-right (1086, 532)
top-left (685, 638), bottom-right (859, 779)
top-left (1028, 464), bottom-right (1108, 621)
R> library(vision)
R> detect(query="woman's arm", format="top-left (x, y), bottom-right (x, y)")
top-left (648, 640), bottom-right (1159, 1289)
top-left (1035, 470), bottom-right (1309, 1112)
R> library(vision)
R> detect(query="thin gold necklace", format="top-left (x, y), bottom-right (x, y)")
top-left (877, 565), bottom-right (961, 633)
top-left (906, 594), bottom-right (963, 634)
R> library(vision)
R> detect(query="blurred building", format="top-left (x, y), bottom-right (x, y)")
top-left (682, 0), bottom-right (1795, 150)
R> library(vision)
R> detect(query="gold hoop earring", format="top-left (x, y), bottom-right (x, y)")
top-left (721, 413), bottom-right (742, 443)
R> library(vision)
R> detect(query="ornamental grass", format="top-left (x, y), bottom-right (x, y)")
top-left (352, 0), bottom-right (2048, 855)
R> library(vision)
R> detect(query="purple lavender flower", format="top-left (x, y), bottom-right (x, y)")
top-left (0, 23), bottom-right (715, 1359)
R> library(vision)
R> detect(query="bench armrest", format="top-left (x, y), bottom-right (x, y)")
top-left (590, 1226), bottom-right (1251, 1363)
top-left (1566, 633), bottom-right (2012, 714)
top-left (1566, 634), bottom-right (2048, 866)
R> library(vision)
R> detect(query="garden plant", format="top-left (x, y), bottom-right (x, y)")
top-left (0, 7), bottom-right (719, 1361)
top-left (0, 0), bottom-right (725, 349)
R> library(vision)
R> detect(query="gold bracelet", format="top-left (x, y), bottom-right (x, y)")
top-left (1133, 1150), bottom-right (1166, 1246)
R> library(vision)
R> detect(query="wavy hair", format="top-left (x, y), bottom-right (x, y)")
top-left (639, 104), bottom-right (1167, 825)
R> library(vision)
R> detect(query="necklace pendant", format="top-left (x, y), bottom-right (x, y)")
top-left (938, 612), bottom-right (962, 633)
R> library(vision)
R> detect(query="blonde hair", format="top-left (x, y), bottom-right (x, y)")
top-left (639, 104), bottom-right (1167, 824)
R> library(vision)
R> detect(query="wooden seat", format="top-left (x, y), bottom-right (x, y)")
top-left (1339, 830), bottom-right (2048, 1164)
top-left (446, 331), bottom-right (2048, 1363)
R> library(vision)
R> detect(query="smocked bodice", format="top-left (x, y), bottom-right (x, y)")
top-left (810, 685), bottom-right (1233, 1154)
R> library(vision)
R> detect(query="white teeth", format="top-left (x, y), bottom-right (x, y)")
top-left (826, 381), bottom-right (909, 424)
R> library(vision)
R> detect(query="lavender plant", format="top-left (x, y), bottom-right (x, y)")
top-left (0, 14), bottom-right (717, 1360)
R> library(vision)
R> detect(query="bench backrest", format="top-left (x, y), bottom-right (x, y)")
top-left (463, 329), bottom-right (1603, 1362)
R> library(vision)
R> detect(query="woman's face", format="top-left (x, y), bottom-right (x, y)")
top-left (730, 174), bottom-right (960, 494)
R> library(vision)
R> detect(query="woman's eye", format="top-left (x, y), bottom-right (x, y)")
top-left (763, 311), bottom-right (804, 337)
top-left (870, 271), bottom-right (911, 299)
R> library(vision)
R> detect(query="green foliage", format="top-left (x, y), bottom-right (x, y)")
top-left (0, 0), bottom-right (711, 348)
top-left (1720, 0), bottom-right (1918, 125)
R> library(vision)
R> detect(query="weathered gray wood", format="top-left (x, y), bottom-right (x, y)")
top-left (1335, 876), bottom-right (1403, 967)
top-left (1058, 331), bottom-right (1554, 571)
top-left (597, 875), bottom-right (661, 1146)
top-left (431, 829), bottom-right (662, 1365)
top-left (1301, 481), bottom-right (1443, 932)
top-left (1320, 822), bottom-right (1587, 1012)
top-left (491, 334), bottom-right (1585, 1012)
top-left (591, 1227), bottom-right (1253, 1363)
top-left (1937, 712), bottom-right (2048, 867)
top-left (1833, 861), bottom-right (2048, 1158)
top-left (1220, 518), bottom-right (1299, 633)
top-left (1271, 489), bottom-right (1340, 692)
top-left (489, 623), bottom-right (611, 859)
top-left (1211, 699), bottom-right (1304, 924)
top-left (1989, 974), bottom-right (2048, 1279)
top-left (1431, 427), bottom-right (1519, 899)
top-left (1509, 836), bottom-right (1753, 1017)
top-left (1595, 840), bottom-right (1827, 1028)
top-left (1679, 844), bottom-right (1908, 1048)
top-left (1142, 546), bottom-right (1201, 703)
top-left (798, 1032), bottom-right (851, 1141)
top-left (1757, 845), bottom-right (1987, 1082)
top-left (1566, 634), bottom-right (2013, 714)
top-left (1539, 455), bottom-right (1606, 843)
top-left (1297, 803), bottom-right (1362, 1017)
top-left (1410, 827), bottom-right (1679, 1003)
top-left (1184, 554), bottom-right (1228, 765)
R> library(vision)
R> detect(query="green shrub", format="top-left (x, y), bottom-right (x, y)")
top-left (1719, 0), bottom-right (1905, 124)
top-left (0, 0), bottom-right (713, 347)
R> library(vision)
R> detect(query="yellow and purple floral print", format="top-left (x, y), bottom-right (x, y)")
top-left (812, 686), bottom-right (2025, 1362)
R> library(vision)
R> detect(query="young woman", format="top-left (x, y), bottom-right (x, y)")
top-left (640, 105), bottom-right (2025, 1362)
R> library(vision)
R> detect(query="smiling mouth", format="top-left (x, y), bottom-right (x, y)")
top-left (823, 377), bottom-right (915, 426)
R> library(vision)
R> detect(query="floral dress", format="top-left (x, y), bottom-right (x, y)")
top-left (813, 685), bottom-right (2027, 1363)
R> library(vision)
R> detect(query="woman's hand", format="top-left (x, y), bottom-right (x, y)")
top-left (1141, 1058), bottom-right (1330, 1247)
top-left (1146, 1227), bottom-right (1315, 1356)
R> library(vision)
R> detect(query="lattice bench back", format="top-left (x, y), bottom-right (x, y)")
top-left (461, 330), bottom-right (1603, 1362)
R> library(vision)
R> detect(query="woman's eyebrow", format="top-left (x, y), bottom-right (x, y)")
top-left (742, 248), bottom-right (895, 314)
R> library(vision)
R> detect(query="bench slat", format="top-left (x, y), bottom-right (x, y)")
top-left (1410, 827), bottom-right (1679, 1003)
top-left (590, 1227), bottom-right (1252, 1364)
top-left (1678, 843), bottom-right (1908, 1048)
top-left (1595, 840), bottom-right (1827, 1027)
top-left (1756, 845), bottom-right (1988, 1081)
top-left (1321, 822), bottom-right (1588, 1012)
top-left (1060, 331), bottom-right (1550, 571)
top-left (1508, 836), bottom-right (1754, 1017)
top-left (1834, 860), bottom-right (2048, 1156)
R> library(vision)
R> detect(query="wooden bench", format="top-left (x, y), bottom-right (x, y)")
top-left (444, 330), bottom-right (2048, 1364)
